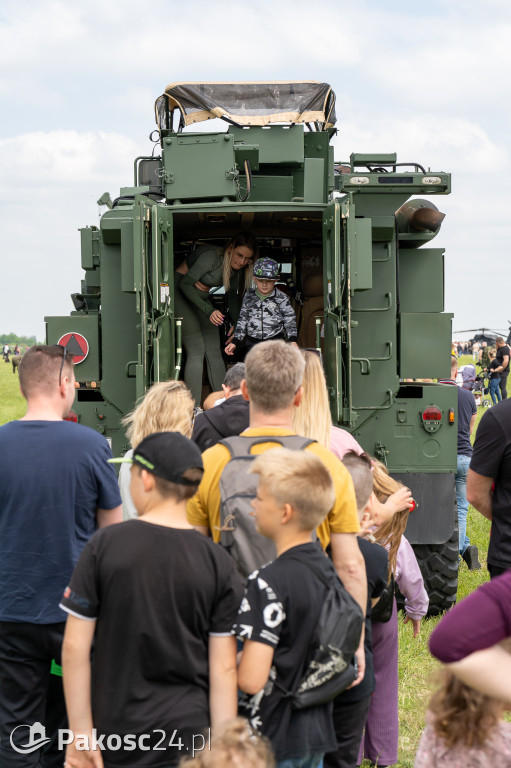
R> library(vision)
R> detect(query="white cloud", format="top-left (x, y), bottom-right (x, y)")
top-left (0, 129), bottom-right (142, 338)
top-left (0, 130), bottom-right (140, 187)
top-left (334, 114), bottom-right (506, 174)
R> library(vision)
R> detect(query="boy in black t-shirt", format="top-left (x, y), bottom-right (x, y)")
top-left (60, 432), bottom-right (243, 768)
top-left (234, 448), bottom-right (345, 768)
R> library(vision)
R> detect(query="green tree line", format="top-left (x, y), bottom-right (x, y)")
top-left (0, 333), bottom-right (40, 348)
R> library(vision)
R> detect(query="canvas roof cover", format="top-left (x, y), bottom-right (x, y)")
top-left (155, 81), bottom-right (336, 130)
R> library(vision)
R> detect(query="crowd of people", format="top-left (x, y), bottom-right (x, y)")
top-left (452, 337), bottom-right (510, 404)
top-left (2, 271), bottom-right (511, 766)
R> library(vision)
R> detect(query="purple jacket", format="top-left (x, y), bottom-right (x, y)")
top-left (396, 536), bottom-right (429, 620)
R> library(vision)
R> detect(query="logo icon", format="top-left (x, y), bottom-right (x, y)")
top-left (10, 722), bottom-right (51, 754)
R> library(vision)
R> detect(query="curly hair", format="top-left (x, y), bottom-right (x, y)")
top-left (122, 380), bottom-right (194, 448)
top-left (429, 668), bottom-right (503, 749)
top-left (371, 459), bottom-right (412, 579)
top-left (179, 718), bottom-right (274, 768)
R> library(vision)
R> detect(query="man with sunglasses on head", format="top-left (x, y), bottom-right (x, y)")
top-left (0, 344), bottom-right (122, 768)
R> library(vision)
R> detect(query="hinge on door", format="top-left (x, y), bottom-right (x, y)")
top-left (375, 441), bottom-right (389, 466)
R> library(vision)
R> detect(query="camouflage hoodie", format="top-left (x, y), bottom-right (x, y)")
top-left (231, 287), bottom-right (297, 348)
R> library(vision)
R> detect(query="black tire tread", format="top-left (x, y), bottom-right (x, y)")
top-left (397, 524), bottom-right (459, 617)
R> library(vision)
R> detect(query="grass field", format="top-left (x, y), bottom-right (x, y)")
top-left (0, 355), bottom-right (496, 767)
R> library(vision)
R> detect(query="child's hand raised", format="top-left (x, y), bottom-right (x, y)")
top-left (225, 343), bottom-right (236, 356)
top-left (360, 488), bottom-right (415, 535)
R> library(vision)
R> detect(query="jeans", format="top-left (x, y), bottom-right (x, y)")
top-left (456, 454), bottom-right (471, 555)
top-left (277, 756), bottom-right (324, 768)
top-left (490, 378), bottom-right (502, 405)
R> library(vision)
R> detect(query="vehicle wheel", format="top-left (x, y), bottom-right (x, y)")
top-left (396, 523), bottom-right (459, 617)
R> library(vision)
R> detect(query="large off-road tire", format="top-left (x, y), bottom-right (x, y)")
top-left (412, 527), bottom-right (459, 616)
top-left (396, 523), bottom-right (459, 617)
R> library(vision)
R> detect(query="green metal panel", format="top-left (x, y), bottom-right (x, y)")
top-left (99, 240), bottom-right (138, 415)
top-left (399, 248), bottom-right (444, 313)
top-left (45, 314), bottom-right (100, 382)
top-left (132, 197), bottom-right (152, 399)
top-left (322, 201), bottom-right (343, 423)
top-left (101, 207), bottom-right (134, 245)
top-left (229, 125), bottom-right (304, 166)
top-left (352, 383), bottom-right (457, 474)
top-left (234, 144), bottom-right (259, 171)
top-left (348, 196), bottom-right (399, 434)
top-left (400, 313), bottom-right (453, 379)
top-left (121, 221), bottom-right (135, 293)
top-left (351, 153), bottom-right (397, 167)
top-left (151, 204), bottom-right (174, 383)
top-left (248, 176), bottom-right (294, 202)
top-left (80, 227), bottom-right (99, 270)
top-left (350, 218), bottom-right (372, 291)
top-left (162, 133), bottom-right (236, 202)
top-left (303, 158), bottom-right (325, 203)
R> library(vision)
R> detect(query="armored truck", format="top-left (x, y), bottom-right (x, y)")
top-left (45, 81), bottom-right (457, 612)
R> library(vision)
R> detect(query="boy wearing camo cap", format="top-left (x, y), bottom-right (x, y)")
top-left (225, 257), bottom-right (297, 355)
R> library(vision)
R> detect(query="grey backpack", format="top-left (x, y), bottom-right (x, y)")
top-left (218, 435), bottom-right (315, 578)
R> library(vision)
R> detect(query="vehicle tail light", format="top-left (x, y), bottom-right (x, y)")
top-left (422, 406), bottom-right (442, 421)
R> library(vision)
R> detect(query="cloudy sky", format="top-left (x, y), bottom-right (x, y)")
top-left (1, 0), bottom-right (509, 340)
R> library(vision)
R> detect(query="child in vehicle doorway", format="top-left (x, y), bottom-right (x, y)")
top-left (225, 258), bottom-right (297, 355)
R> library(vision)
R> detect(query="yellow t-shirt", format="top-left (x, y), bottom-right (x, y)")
top-left (187, 427), bottom-right (359, 549)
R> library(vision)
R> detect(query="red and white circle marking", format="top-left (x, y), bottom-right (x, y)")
top-left (57, 333), bottom-right (89, 364)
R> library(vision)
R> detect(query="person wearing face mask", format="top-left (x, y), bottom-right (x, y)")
top-left (175, 231), bottom-right (257, 404)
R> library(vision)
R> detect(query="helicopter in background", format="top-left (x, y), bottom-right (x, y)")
top-left (453, 324), bottom-right (511, 347)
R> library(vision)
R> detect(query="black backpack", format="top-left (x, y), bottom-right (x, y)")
top-left (276, 556), bottom-right (364, 710)
top-left (370, 574), bottom-right (395, 624)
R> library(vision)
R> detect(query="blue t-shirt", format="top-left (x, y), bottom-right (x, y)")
top-left (0, 420), bottom-right (121, 624)
top-left (439, 379), bottom-right (477, 456)
top-left (457, 386), bottom-right (477, 456)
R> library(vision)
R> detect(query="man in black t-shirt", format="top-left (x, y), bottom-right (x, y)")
top-left (468, 399), bottom-right (511, 578)
top-left (61, 433), bottom-right (243, 768)
top-left (495, 337), bottom-right (510, 400)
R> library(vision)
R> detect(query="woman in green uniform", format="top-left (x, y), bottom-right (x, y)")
top-left (175, 231), bottom-right (257, 404)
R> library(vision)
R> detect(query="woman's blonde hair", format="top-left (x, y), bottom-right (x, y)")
top-left (122, 380), bottom-right (194, 448)
top-left (371, 459), bottom-right (412, 578)
top-left (222, 231), bottom-right (257, 291)
top-left (292, 350), bottom-right (332, 447)
top-left (429, 668), bottom-right (503, 749)
top-left (179, 717), bottom-right (274, 768)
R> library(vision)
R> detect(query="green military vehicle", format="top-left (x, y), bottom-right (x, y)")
top-left (45, 82), bottom-right (457, 613)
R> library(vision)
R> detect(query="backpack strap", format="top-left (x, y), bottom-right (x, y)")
top-left (219, 434), bottom-right (315, 457)
top-left (283, 553), bottom-right (334, 590)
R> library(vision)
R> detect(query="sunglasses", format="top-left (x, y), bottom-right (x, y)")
top-left (55, 344), bottom-right (69, 386)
